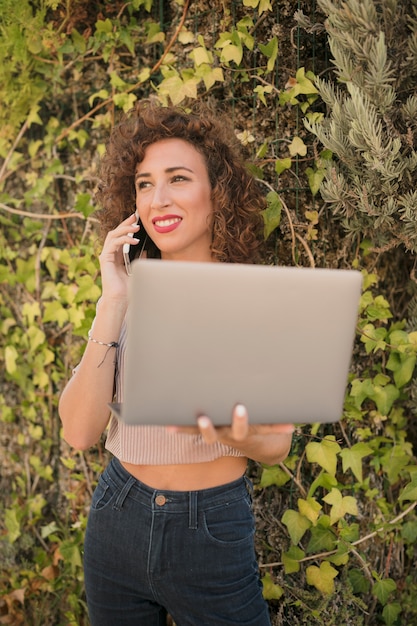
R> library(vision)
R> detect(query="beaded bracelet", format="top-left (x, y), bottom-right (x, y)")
top-left (87, 330), bottom-right (119, 349)
top-left (88, 330), bottom-right (119, 368)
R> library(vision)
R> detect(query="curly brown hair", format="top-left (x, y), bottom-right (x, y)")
top-left (96, 99), bottom-right (266, 263)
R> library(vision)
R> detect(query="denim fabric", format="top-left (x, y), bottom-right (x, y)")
top-left (84, 457), bottom-right (271, 626)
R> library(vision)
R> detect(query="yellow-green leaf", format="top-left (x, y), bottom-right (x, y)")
top-left (282, 545), bottom-right (305, 574)
top-left (219, 42), bottom-right (243, 65)
top-left (262, 572), bottom-right (284, 600)
top-left (275, 158), bottom-right (292, 175)
top-left (339, 442), bottom-right (373, 483)
top-left (258, 36), bottom-right (278, 72)
top-left (289, 136), bottom-right (307, 157)
top-left (282, 509), bottom-right (311, 544)
top-left (178, 28), bottom-right (194, 44)
top-left (5, 508), bottom-right (21, 543)
top-left (306, 561), bottom-right (338, 595)
top-left (191, 46), bottom-right (212, 66)
top-left (399, 475), bottom-right (417, 502)
top-left (306, 436), bottom-right (341, 476)
top-left (298, 497), bottom-right (322, 525)
top-left (5, 345), bottom-right (18, 374)
top-left (43, 301), bottom-right (69, 327)
top-left (260, 465), bottom-right (291, 488)
top-left (261, 190), bottom-right (282, 239)
top-left (295, 67), bottom-right (319, 94)
top-left (322, 488), bottom-right (358, 525)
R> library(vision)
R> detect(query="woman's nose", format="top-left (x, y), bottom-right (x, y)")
top-left (150, 183), bottom-right (171, 209)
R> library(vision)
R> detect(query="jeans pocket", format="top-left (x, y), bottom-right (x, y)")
top-left (91, 474), bottom-right (117, 511)
top-left (202, 495), bottom-right (255, 546)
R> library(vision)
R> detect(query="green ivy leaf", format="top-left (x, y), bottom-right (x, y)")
top-left (43, 301), bottom-right (69, 327)
top-left (95, 18), bottom-right (113, 34)
top-left (322, 489), bottom-right (358, 525)
top-left (74, 275), bottom-right (102, 304)
top-left (261, 572), bottom-right (284, 600)
top-left (339, 442), bottom-right (373, 482)
top-left (190, 45), bottom-right (212, 67)
top-left (326, 545), bottom-right (349, 566)
top-left (258, 37), bottom-right (278, 72)
top-left (308, 472), bottom-right (338, 498)
top-left (275, 158), bottom-right (292, 175)
top-left (372, 384), bottom-right (400, 416)
top-left (306, 436), bottom-right (341, 476)
top-left (305, 166), bottom-right (326, 196)
top-left (307, 524), bottom-right (337, 553)
top-left (5, 508), bottom-right (21, 543)
top-left (295, 67), bottom-right (319, 95)
top-left (401, 520), bottom-right (417, 542)
top-left (306, 561), bottom-right (338, 595)
top-left (59, 540), bottom-right (83, 575)
top-left (5, 345), bottom-right (19, 374)
top-left (360, 323), bottom-right (387, 353)
top-left (243, 0), bottom-right (272, 14)
top-left (282, 509), bottom-right (311, 544)
top-left (282, 545), bottom-right (305, 574)
top-left (261, 191), bottom-right (282, 239)
top-left (386, 352), bottom-right (416, 388)
top-left (298, 497), bottom-right (322, 525)
top-left (253, 84), bottom-right (274, 106)
top-left (348, 568), bottom-right (371, 594)
top-left (289, 136), bottom-right (307, 157)
top-left (398, 474), bottom-right (417, 502)
top-left (372, 578), bottom-right (396, 605)
top-left (260, 465), bottom-right (291, 488)
top-left (382, 603), bottom-right (402, 626)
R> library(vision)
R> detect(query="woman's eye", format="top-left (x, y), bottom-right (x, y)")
top-left (137, 181), bottom-right (151, 190)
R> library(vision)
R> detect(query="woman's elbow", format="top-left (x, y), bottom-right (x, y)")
top-left (61, 426), bottom-right (100, 451)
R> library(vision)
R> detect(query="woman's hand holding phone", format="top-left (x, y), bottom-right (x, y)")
top-left (123, 214), bottom-right (147, 276)
top-left (98, 214), bottom-right (141, 302)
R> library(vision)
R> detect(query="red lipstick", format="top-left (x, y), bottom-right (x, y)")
top-left (152, 215), bottom-right (182, 233)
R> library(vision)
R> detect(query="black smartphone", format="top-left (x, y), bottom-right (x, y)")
top-left (123, 215), bottom-right (148, 276)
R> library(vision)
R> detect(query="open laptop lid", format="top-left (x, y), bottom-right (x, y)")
top-left (110, 260), bottom-right (362, 426)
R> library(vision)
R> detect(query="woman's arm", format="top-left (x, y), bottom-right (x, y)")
top-left (58, 214), bottom-right (140, 449)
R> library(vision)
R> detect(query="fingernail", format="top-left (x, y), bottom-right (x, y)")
top-left (197, 416), bottom-right (210, 429)
top-left (235, 404), bottom-right (247, 418)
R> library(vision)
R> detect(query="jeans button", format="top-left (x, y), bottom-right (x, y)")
top-left (155, 494), bottom-right (166, 506)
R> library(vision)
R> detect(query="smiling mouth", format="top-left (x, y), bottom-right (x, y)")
top-left (153, 217), bottom-right (182, 227)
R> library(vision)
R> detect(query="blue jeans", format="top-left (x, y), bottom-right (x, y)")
top-left (84, 457), bottom-right (271, 626)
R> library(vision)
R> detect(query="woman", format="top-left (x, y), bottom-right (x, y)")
top-left (59, 99), bottom-right (294, 626)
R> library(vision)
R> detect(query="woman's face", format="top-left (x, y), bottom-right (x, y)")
top-left (135, 138), bottom-right (215, 262)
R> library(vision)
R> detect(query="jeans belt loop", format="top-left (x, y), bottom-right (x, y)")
top-left (113, 475), bottom-right (136, 511)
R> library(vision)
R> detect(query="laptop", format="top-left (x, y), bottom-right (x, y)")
top-left (110, 260), bottom-right (362, 426)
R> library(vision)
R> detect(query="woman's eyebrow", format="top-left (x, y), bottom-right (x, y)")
top-left (135, 166), bottom-right (194, 180)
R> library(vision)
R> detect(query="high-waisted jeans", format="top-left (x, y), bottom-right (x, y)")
top-left (83, 457), bottom-right (271, 626)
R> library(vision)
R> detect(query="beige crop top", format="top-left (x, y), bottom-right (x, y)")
top-left (102, 316), bottom-right (244, 465)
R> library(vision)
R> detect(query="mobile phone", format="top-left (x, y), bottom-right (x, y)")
top-left (123, 215), bottom-right (148, 276)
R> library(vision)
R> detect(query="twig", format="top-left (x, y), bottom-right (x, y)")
top-left (35, 221), bottom-right (51, 301)
top-left (0, 202), bottom-right (99, 223)
top-left (0, 119), bottom-right (29, 183)
top-left (295, 232), bottom-right (315, 268)
top-left (259, 499), bottom-right (417, 568)
top-left (278, 461), bottom-right (307, 498)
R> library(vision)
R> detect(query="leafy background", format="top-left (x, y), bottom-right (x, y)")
top-left (1, 1), bottom-right (417, 625)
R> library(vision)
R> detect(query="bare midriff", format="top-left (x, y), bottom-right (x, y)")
top-left (121, 455), bottom-right (248, 491)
